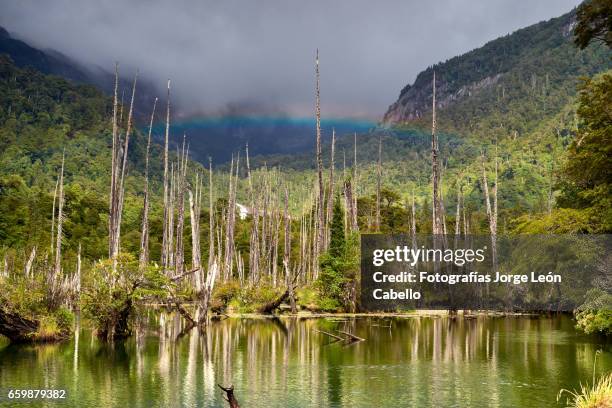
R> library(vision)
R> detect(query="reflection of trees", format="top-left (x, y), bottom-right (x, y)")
top-left (0, 314), bottom-right (606, 407)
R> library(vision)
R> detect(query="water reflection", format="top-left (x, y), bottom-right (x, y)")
top-left (0, 314), bottom-right (609, 407)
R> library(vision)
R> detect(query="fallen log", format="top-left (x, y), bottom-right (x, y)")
top-left (218, 384), bottom-right (240, 408)
top-left (0, 309), bottom-right (39, 343)
top-left (257, 289), bottom-right (289, 314)
top-left (314, 329), bottom-right (344, 341)
top-left (337, 330), bottom-right (365, 342)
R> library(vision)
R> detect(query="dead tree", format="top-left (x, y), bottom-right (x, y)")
top-left (174, 137), bottom-right (188, 276)
top-left (162, 80), bottom-right (171, 271)
top-left (208, 158), bottom-right (215, 271)
top-left (411, 190), bottom-right (417, 248)
top-left (325, 128), bottom-right (335, 246)
top-left (109, 68), bottom-right (137, 272)
top-left (218, 385), bottom-right (240, 408)
top-left (352, 132), bottom-right (358, 230)
top-left (246, 144), bottom-right (260, 285)
top-left (223, 155), bottom-right (239, 281)
top-left (49, 151), bottom-right (65, 305)
top-left (114, 71), bottom-right (138, 258)
top-left (109, 63), bottom-right (119, 260)
top-left (314, 49), bottom-right (324, 274)
top-left (431, 71), bottom-right (444, 235)
top-left (283, 186), bottom-right (297, 313)
top-left (24, 246), bottom-right (36, 280)
top-left (481, 151), bottom-right (499, 269)
top-left (375, 134), bottom-right (382, 232)
top-left (188, 173), bottom-right (202, 290)
top-left (454, 179), bottom-right (463, 236)
top-left (139, 97), bottom-right (158, 268)
top-left (50, 177), bottom-right (59, 257)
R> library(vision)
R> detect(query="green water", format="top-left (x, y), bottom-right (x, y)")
top-left (0, 314), bottom-right (610, 407)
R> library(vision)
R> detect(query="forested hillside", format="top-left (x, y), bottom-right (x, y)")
top-left (0, 56), bottom-right (212, 265)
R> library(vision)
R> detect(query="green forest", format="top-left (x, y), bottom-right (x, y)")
top-left (0, 0), bottom-right (610, 348)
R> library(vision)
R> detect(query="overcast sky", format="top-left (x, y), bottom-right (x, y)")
top-left (1, 0), bottom-right (581, 119)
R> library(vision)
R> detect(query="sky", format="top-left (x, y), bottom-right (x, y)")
top-left (0, 0), bottom-right (581, 119)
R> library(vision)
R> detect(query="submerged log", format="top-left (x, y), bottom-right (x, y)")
top-left (218, 384), bottom-right (240, 408)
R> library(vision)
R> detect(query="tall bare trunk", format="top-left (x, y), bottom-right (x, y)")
top-left (454, 180), bottom-right (462, 236)
top-left (481, 152), bottom-right (498, 274)
top-left (431, 71), bottom-right (444, 235)
top-left (175, 136), bottom-right (188, 276)
top-left (207, 158), bottom-right (216, 279)
top-left (283, 186), bottom-right (296, 312)
top-left (189, 173), bottom-right (202, 291)
top-left (139, 97), bottom-right (157, 269)
top-left (162, 80), bottom-right (171, 270)
top-left (109, 63), bottom-right (119, 259)
top-left (51, 177), bottom-right (59, 258)
top-left (411, 191), bottom-right (417, 248)
top-left (325, 129), bottom-right (335, 246)
top-left (376, 134), bottom-right (382, 232)
top-left (314, 49), bottom-right (324, 277)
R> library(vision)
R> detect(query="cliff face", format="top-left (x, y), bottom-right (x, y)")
top-left (382, 9), bottom-right (583, 125)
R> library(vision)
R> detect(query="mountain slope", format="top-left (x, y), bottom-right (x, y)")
top-left (383, 8), bottom-right (611, 140)
top-left (0, 26), bottom-right (157, 120)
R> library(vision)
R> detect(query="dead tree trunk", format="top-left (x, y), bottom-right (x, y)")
top-left (325, 128), bottom-right (335, 247)
top-left (162, 80), bottom-right (171, 271)
top-left (50, 178), bottom-right (58, 257)
top-left (376, 134), bottom-right (382, 232)
top-left (50, 151), bottom-right (65, 305)
top-left (283, 186), bottom-right (296, 313)
top-left (246, 144), bottom-right (260, 285)
top-left (314, 49), bottom-right (324, 275)
top-left (189, 177), bottom-right (202, 291)
top-left (0, 308), bottom-right (40, 343)
top-left (431, 71), bottom-right (444, 235)
top-left (208, 158), bottom-right (215, 271)
top-left (352, 132), bottom-right (358, 230)
top-left (114, 71), bottom-right (138, 265)
top-left (139, 97), bottom-right (157, 269)
top-left (218, 385), bottom-right (240, 408)
top-left (175, 136), bottom-right (188, 277)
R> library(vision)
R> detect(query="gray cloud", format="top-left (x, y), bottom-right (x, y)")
top-left (0, 0), bottom-right (581, 119)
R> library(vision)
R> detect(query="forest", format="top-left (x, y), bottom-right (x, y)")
top-left (0, 1), bottom-right (610, 349)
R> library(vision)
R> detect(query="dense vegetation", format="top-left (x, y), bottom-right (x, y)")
top-left (0, 0), bottom-right (610, 343)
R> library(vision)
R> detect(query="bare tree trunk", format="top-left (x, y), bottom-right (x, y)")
top-left (246, 144), bottom-right (260, 285)
top-left (25, 246), bottom-right (36, 280)
top-left (431, 71), bottom-right (444, 235)
top-left (314, 50), bottom-right (324, 272)
top-left (114, 71), bottom-right (138, 261)
top-left (223, 155), bottom-right (239, 281)
top-left (189, 180), bottom-right (202, 291)
top-left (325, 129), bottom-right (335, 246)
top-left (481, 152), bottom-right (499, 287)
top-left (411, 190), bottom-right (417, 248)
top-left (162, 80), bottom-right (171, 271)
top-left (50, 152), bottom-right (65, 305)
top-left (218, 385), bottom-right (240, 408)
top-left (455, 181), bottom-right (462, 236)
top-left (139, 97), bottom-right (157, 269)
top-left (208, 158), bottom-right (215, 271)
top-left (283, 186), bottom-right (296, 313)
top-left (376, 134), bottom-right (382, 232)
top-left (109, 63), bottom-right (119, 259)
top-left (352, 132), bottom-right (358, 230)
top-left (175, 136), bottom-right (188, 277)
top-left (51, 178), bottom-right (58, 257)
